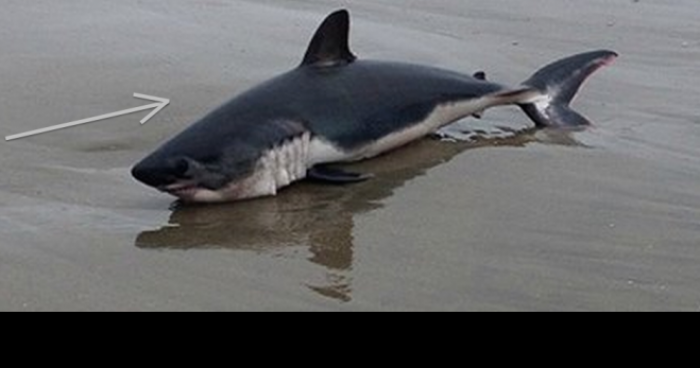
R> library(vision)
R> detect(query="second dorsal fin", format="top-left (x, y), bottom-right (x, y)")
top-left (301, 10), bottom-right (357, 67)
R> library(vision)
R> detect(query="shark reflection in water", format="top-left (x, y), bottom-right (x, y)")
top-left (135, 127), bottom-right (582, 303)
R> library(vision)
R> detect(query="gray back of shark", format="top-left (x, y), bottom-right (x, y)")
top-left (132, 10), bottom-right (617, 203)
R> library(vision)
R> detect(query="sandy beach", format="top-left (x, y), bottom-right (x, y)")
top-left (1, 0), bottom-right (699, 311)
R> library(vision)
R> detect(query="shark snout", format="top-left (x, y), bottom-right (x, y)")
top-left (131, 156), bottom-right (193, 189)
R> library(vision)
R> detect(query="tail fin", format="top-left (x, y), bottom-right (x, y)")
top-left (519, 50), bottom-right (618, 128)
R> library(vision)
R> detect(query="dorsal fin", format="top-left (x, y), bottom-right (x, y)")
top-left (301, 10), bottom-right (357, 67)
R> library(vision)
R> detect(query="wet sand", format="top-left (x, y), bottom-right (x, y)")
top-left (1, 0), bottom-right (699, 311)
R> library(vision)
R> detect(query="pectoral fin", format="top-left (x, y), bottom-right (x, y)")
top-left (308, 166), bottom-right (373, 184)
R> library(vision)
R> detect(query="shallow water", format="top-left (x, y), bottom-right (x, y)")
top-left (1, 0), bottom-right (699, 311)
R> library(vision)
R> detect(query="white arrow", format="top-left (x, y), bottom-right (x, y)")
top-left (5, 93), bottom-right (170, 142)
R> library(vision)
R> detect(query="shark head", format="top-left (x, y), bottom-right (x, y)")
top-left (132, 129), bottom-right (312, 203)
top-left (132, 135), bottom-right (260, 203)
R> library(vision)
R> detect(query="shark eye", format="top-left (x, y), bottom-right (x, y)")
top-left (168, 157), bottom-right (196, 179)
top-left (174, 159), bottom-right (190, 175)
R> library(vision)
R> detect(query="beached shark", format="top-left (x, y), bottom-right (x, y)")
top-left (132, 9), bottom-right (617, 203)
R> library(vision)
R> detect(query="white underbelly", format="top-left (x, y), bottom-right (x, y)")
top-left (308, 98), bottom-right (491, 165)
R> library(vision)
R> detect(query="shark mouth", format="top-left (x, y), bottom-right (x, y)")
top-left (161, 181), bottom-right (203, 201)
